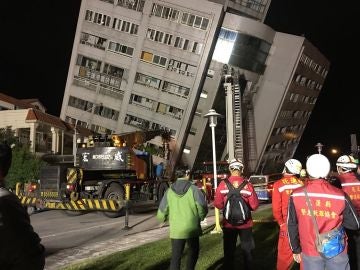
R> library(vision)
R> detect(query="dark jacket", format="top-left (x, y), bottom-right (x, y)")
top-left (157, 178), bottom-right (208, 239)
top-left (0, 187), bottom-right (45, 269)
top-left (214, 176), bottom-right (259, 229)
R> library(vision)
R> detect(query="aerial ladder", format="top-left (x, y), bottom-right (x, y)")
top-left (222, 65), bottom-right (258, 174)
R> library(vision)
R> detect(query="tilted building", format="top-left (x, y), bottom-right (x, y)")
top-left (60, 0), bottom-right (329, 175)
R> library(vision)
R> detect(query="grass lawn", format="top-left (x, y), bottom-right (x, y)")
top-left (62, 205), bottom-right (299, 270)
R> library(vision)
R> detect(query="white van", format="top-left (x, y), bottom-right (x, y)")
top-left (248, 173), bottom-right (283, 202)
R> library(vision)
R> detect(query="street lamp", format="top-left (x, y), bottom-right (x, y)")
top-left (204, 109), bottom-right (222, 234)
top-left (315, 142), bottom-right (324, 154)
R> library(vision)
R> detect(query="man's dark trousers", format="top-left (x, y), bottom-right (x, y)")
top-left (222, 227), bottom-right (254, 270)
top-left (170, 237), bottom-right (199, 270)
top-left (347, 229), bottom-right (360, 270)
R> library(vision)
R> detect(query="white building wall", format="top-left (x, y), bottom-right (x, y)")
top-left (60, 0), bottom-right (224, 171)
top-left (0, 110), bottom-right (31, 129)
top-left (182, 13), bottom-right (276, 167)
top-left (253, 34), bottom-right (305, 161)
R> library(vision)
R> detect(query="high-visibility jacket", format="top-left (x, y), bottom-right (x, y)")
top-left (272, 174), bottom-right (303, 226)
top-left (214, 176), bottom-right (259, 229)
top-left (338, 172), bottom-right (360, 215)
top-left (157, 178), bottom-right (208, 239)
top-left (287, 179), bottom-right (360, 256)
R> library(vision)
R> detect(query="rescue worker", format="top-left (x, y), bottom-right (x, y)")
top-left (0, 143), bottom-right (45, 269)
top-left (157, 167), bottom-right (208, 270)
top-left (272, 159), bottom-right (304, 270)
top-left (287, 153), bottom-right (360, 270)
top-left (336, 155), bottom-right (360, 269)
top-left (214, 158), bottom-right (259, 270)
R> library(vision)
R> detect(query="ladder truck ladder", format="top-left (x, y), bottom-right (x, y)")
top-left (232, 78), bottom-right (244, 161)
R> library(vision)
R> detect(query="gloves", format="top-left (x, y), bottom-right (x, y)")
top-left (293, 253), bottom-right (301, 263)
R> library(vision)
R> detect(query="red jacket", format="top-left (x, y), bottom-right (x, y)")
top-left (287, 179), bottom-right (360, 256)
top-left (338, 172), bottom-right (360, 215)
top-left (214, 176), bottom-right (259, 229)
top-left (272, 175), bottom-right (303, 226)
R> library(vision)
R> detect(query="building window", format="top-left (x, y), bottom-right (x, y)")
top-left (68, 96), bottom-right (94, 112)
top-left (141, 51), bottom-right (167, 67)
top-left (117, 0), bottom-right (145, 12)
top-left (183, 146), bottom-right (191, 154)
top-left (151, 4), bottom-right (180, 22)
top-left (76, 55), bottom-right (101, 71)
top-left (80, 32), bottom-right (107, 50)
top-left (162, 81), bottom-right (190, 98)
top-left (135, 73), bottom-right (161, 89)
top-left (85, 10), bottom-right (111, 26)
top-left (112, 18), bottom-right (139, 35)
top-left (108, 41), bottom-right (134, 56)
top-left (181, 12), bottom-right (209, 30)
top-left (189, 127), bottom-right (197, 135)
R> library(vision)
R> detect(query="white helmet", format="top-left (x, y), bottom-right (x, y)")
top-left (336, 155), bottom-right (357, 173)
top-left (306, 154), bottom-right (330, 178)
top-left (284, 159), bottom-right (302, 174)
top-left (228, 158), bottom-right (244, 171)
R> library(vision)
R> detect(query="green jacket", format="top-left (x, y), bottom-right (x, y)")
top-left (157, 178), bottom-right (208, 239)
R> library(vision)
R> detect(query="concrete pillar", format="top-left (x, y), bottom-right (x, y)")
top-left (29, 123), bottom-right (38, 153)
top-left (51, 127), bottom-right (60, 154)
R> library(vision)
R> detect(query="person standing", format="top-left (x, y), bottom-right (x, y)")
top-left (272, 159), bottom-right (304, 270)
top-left (336, 155), bottom-right (360, 269)
top-left (214, 158), bottom-right (259, 270)
top-left (0, 143), bottom-right (45, 270)
top-left (157, 167), bottom-right (208, 270)
top-left (288, 154), bottom-right (360, 270)
top-left (156, 162), bottom-right (164, 180)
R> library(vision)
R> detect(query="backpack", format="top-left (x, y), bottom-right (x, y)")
top-left (223, 179), bottom-right (251, 226)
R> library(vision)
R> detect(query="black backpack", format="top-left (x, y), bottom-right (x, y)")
top-left (223, 179), bottom-right (251, 226)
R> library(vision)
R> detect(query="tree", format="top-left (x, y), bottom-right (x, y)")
top-left (0, 127), bottom-right (44, 188)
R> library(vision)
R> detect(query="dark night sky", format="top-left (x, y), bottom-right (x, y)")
top-left (0, 0), bottom-right (358, 163)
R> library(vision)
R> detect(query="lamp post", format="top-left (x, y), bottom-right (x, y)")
top-left (204, 109), bottom-right (222, 234)
top-left (315, 142), bottom-right (324, 154)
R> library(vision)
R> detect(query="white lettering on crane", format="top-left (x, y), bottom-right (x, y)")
top-left (114, 151), bottom-right (124, 162)
top-left (82, 152), bottom-right (90, 162)
top-left (92, 154), bottom-right (112, 160)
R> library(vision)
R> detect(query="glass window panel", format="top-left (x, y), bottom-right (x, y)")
top-left (194, 16), bottom-right (202, 28)
top-left (201, 18), bottom-right (209, 30)
top-left (159, 57), bottom-right (167, 66)
top-left (141, 51), bottom-right (153, 62)
top-left (153, 55), bottom-right (160, 64)
top-left (188, 15), bottom-right (195, 26)
top-left (181, 13), bottom-right (188, 24)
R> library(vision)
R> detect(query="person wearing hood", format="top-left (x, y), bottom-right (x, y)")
top-left (0, 143), bottom-right (45, 269)
top-left (157, 166), bottom-right (208, 270)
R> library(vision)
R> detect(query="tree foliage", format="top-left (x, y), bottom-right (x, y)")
top-left (0, 127), bottom-right (44, 188)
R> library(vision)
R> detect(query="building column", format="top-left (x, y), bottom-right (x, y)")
top-left (51, 127), bottom-right (60, 154)
top-left (29, 123), bottom-right (38, 153)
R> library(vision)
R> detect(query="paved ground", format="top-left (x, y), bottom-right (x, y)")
top-left (45, 215), bottom-right (216, 270)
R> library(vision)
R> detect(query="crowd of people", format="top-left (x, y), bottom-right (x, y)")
top-left (3, 138), bottom-right (360, 269)
top-left (157, 151), bottom-right (360, 270)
